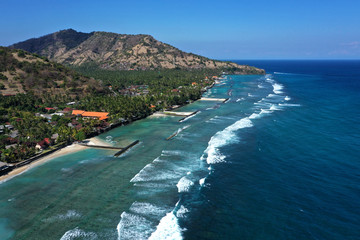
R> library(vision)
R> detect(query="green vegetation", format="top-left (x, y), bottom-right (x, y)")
top-left (1, 30), bottom-right (265, 166)
top-left (0, 48), bottom-right (221, 164)
top-left (74, 64), bottom-right (220, 91)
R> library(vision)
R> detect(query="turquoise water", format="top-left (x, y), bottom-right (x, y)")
top-left (1, 60), bottom-right (359, 239)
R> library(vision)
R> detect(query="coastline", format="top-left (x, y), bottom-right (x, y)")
top-left (0, 79), bottom-right (218, 184)
top-left (0, 137), bottom-right (111, 183)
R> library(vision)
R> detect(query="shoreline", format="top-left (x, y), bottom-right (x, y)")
top-left (0, 79), bottom-right (218, 183)
top-left (0, 137), bottom-right (111, 183)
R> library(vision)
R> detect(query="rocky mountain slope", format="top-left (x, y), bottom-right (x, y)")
top-left (0, 47), bottom-right (104, 99)
top-left (10, 29), bottom-right (265, 74)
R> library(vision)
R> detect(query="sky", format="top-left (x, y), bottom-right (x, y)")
top-left (1, 0), bottom-right (360, 59)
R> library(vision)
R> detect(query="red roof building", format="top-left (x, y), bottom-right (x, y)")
top-left (63, 107), bottom-right (73, 113)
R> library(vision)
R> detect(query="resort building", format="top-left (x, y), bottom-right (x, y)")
top-left (72, 110), bottom-right (109, 121)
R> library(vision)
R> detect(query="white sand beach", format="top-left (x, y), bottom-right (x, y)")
top-left (0, 137), bottom-right (111, 183)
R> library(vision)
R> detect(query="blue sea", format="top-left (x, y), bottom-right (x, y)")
top-left (0, 60), bottom-right (359, 239)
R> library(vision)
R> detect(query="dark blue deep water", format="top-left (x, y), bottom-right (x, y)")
top-left (182, 60), bottom-right (360, 240)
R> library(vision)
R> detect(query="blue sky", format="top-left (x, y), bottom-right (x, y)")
top-left (1, 0), bottom-right (360, 59)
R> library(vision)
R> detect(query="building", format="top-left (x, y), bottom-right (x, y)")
top-left (72, 110), bottom-right (109, 121)
top-left (36, 139), bottom-right (48, 150)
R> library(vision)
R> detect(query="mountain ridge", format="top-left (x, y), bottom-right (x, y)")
top-left (10, 29), bottom-right (265, 74)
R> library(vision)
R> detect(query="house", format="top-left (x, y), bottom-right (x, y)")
top-left (5, 124), bottom-right (13, 130)
top-left (5, 137), bottom-right (18, 144)
top-left (40, 114), bottom-right (52, 120)
top-left (36, 139), bottom-right (49, 150)
top-left (5, 144), bottom-right (17, 149)
top-left (191, 82), bottom-right (198, 86)
top-left (44, 138), bottom-right (51, 145)
top-left (72, 110), bottom-right (109, 121)
top-left (62, 107), bottom-right (73, 113)
top-left (9, 130), bottom-right (18, 138)
top-left (51, 133), bottom-right (59, 142)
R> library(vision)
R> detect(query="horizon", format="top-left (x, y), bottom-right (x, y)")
top-left (1, 0), bottom-right (360, 60)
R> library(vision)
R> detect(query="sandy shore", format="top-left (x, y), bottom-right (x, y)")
top-left (0, 81), bottom-right (218, 184)
top-left (0, 137), bottom-right (111, 183)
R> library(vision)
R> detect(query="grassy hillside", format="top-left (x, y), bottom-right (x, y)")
top-left (0, 47), bottom-right (105, 102)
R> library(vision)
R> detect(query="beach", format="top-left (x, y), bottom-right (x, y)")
top-left (0, 137), bottom-right (110, 183)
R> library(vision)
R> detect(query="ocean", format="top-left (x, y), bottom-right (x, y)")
top-left (0, 60), bottom-right (359, 239)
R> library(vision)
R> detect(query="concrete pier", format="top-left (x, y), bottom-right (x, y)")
top-left (79, 141), bottom-right (140, 157)
top-left (78, 143), bottom-right (123, 150)
top-left (114, 140), bottom-right (140, 157)
top-left (200, 97), bottom-right (229, 102)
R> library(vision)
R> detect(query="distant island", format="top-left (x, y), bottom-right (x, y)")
top-left (0, 29), bottom-right (264, 175)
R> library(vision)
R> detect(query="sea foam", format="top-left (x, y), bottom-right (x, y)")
top-left (129, 202), bottom-right (169, 218)
top-left (179, 111), bottom-right (201, 122)
top-left (199, 178), bottom-right (206, 186)
top-left (43, 210), bottom-right (81, 223)
top-left (177, 177), bottom-right (194, 193)
top-left (203, 117), bottom-right (253, 164)
top-left (270, 104), bottom-right (282, 111)
top-left (176, 205), bottom-right (190, 218)
top-left (148, 212), bottom-right (184, 240)
top-left (117, 212), bottom-right (153, 240)
top-left (61, 227), bottom-right (97, 240)
top-left (272, 83), bottom-right (284, 94)
top-left (130, 163), bottom-right (181, 182)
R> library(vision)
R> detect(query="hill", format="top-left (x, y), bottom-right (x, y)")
top-left (0, 47), bottom-right (104, 100)
top-left (10, 29), bottom-right (265, 74)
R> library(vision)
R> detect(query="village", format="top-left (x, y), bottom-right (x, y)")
top-left (0, 106), bottom-right (113, 168)
top-left (0, 75), bottom-right (221, 174)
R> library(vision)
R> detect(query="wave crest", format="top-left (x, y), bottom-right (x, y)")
top-left (203, 118), bottom-right (253, 164)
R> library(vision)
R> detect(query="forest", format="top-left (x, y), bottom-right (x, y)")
top-left (0, 52), bottom-right (219, 163)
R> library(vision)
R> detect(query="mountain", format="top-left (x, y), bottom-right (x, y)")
top-left (10, 29), bottom-right (265, 74)
top-left (0, 47), bottom-right (104, 99)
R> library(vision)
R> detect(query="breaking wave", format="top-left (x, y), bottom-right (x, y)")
top-left (272, 83), bottom-right (284, 94)
top-left (117, 212), bottom-right (153, 240)
top-left (177, 177), bottom-right (194, 193)
top-left (202, 118), bottom-right (253, 164)
top-left (148, 212), bottom-right (184, 240)
top-left (60, 227), bottom-right (97, 240)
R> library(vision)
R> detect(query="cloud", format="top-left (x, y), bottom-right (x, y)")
top-left (341, 41), bottom-right (360, 48)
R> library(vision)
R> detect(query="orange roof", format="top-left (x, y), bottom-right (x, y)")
top-left (81, 112), bottom-right (109, 120)
top-left (72, 110), bottom-right (109, 120)
top-left (72, 110), bottom-right (85, 115)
